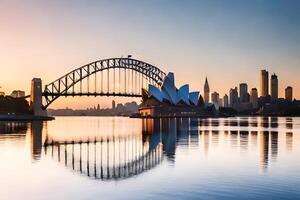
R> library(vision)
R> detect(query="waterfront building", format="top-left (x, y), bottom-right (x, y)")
top-left (223, 94), bottom-right (229, 107)
top-left (139, 72), bottom-right (217, 118)
top-left (260, 69), bottom-right (269, 97)
top-left (10, 90), bottom-right (25, 98)
top-left (211, 92), bottom-right (220, 110)
top-left (112, 100), bottom-right (116, 109)
top-left (204, 77), bottom-right (210, 103)
top-left (229, 87), bottom-right (239, 108)
top-left (239, 83), bottom-right (248, 102)
top-left (250, 88), bottom-right (258, 109)
top-left (271, 74), bottom-right (278, 99)
top-left (285, 86), bottom-right (293, 101)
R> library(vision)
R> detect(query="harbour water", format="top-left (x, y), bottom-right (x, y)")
top-left (0, 116), bottom-right (299, 200)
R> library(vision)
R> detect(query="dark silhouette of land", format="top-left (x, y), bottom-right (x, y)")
top-left (47, 101), bottom-right (139, 116)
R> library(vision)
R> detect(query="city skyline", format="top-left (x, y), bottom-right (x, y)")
top-left (0, 0), bottom-right (299, 109)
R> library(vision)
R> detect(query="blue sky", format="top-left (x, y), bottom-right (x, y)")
top-left (0, 0), bottom-right (299, 108)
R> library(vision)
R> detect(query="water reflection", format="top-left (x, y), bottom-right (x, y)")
top-left (0, 116), bottom-right (297, 181)
top-left (0, 121), bottom-right (28, 135)
top-left (286, 132), bottom-right (293, 151)
top-left (270, 131), bottom-right (278, 161)
top-left (30, 121), bottom-right (43, 160)
top-left (259, 131), bottom-right (269, 171)
top-left (45, 137), bottom-right (163, 180)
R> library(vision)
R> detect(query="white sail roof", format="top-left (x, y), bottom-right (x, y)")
top-left (145, 72), bottom-right (201, 106)
top-left (148, 84), bottom-right (163, 102)
top-left (189, 92), bottom-right (199, 105)
top-left (178, 84), bottom-right (190, 105)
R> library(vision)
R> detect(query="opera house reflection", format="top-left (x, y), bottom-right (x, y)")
top-left (0, 116), bottom-right (296, 181)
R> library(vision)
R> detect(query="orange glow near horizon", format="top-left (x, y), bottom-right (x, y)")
top-left (0, 1), bottom-right (299, 109)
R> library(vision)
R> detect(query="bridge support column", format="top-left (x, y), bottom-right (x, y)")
top-left (30, 78), bottom-right (47, 116)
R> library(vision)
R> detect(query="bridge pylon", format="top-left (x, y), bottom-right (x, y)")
top-left (30, 78), bottom-right (47, 116)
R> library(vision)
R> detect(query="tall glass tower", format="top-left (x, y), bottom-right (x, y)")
top-left (271, 74), bottom-right (278, 99)
top-left (259, 69), bottom-right (269, 97)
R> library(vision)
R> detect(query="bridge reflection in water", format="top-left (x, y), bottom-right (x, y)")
top-left (18, 117), bottom-right (296, 180)
top-left (44, 136), bottom-right (163, 180)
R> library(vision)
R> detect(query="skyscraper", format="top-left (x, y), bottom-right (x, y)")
top-left (211, 91), bottom-right (219, 110)
top-left (112, 100), bottom-right (116, 109)
top-left (223, 94), bottom-right (229, 107)
top-left (239, 83), bottom-right (248, 102)
top-left (271, 74), bottom-right (278, 99)
top-left (229, 87), bottom-right (238, 108)
top-left (260, 69), bottom-right (269, 97)
top-left (285, 86), bottom-right (293, 101)
top-left (250, 88), bottom-right (258, 109)
top-left (204, 77), bottom-right (210, 103)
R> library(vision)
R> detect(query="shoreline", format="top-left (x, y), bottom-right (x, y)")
top-left (0, 115), bottom-right (55, 121)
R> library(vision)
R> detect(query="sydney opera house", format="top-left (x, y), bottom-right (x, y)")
top-left (139, 72), bottom-right (218, 118)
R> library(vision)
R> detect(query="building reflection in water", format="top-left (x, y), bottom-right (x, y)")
top-left (239, 131), bottom-right (249, 151)
top-left (250, 118), bottom-right (258, 127)
top-left (230, 130), bottom-right (238, 149)
top-left (189, 118), bottom-right (199, 148)
top-left (0, 121), bottom-right (28, 135)
top-left (20, 116), bottom-right (297, 180)
top-left (270, 131), bottom-right (278, 161)
top-left (261, 117), bottom-right (269, 128)
top-left (286, 118), bottom-right (293, 129)
top-left (259, 131), bottom-right (269, 172)
top-left (270, 117), bottom-right (279, 128)
top-left (202, 130), bottom-right (210, 155)
top-left (286, 132), bottom-right (293, 152)
top-left (30, 121), bottom-right (44, 160)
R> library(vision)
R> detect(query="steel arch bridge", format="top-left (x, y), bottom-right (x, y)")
top-left (42, 58), bottom-right (166, 109)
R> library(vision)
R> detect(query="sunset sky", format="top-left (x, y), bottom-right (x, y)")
top-left (0, 0), bottom-right (299, 109)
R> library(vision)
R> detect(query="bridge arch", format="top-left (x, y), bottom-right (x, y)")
top-left (42, 58), bottom-right (166, 109)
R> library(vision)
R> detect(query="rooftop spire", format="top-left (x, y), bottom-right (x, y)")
top-left (204, 76), bottom-right (209, 91)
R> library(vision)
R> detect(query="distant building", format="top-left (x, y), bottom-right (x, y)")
top-left (10, 90), bottom-right (25, 98)
top-left (229, 87), bottom-right (239, 108)
top-left (223, 94), bottom-right (229, 107)
top-left (271, 74), bottom-right (278, 99)
top-left (260, 69), bottom-right (269, 97)
top-left (204, 77), bottom-right (210, 103)
top-left (219, 97), bottom-right (223, 107)
top-left (250, 88), bottom-right (258, 109)
top-left (112, 100), bottom-right (116, 109)
top-left (97, 104), bottom-right (100, 110)
top-left (211, 92), bottom-right (220, 110)
top-left (285, 86), bottom-right (293, 101)
top-left (239, 83), bottom-right (248, 102)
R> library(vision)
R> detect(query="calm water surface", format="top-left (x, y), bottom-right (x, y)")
top-left (0, 117), bottom-right (299, 200)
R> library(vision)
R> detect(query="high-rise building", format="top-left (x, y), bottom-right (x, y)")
top-left (250, 88), bottom-right (258, 109)
top-left (223, 94), bottom-right (229, 107)
top-left (112, 100), bottom-right (116, 109)
top-left (259, 69), bottom-right (269, 97)
top-left (229, 87), bottom-right (239, 108)
top-left (10, 90), bottom-right (25, 98)
top-left (239, 83), bottom-right (248, 102)
top-left (204, 77), bottom-right (210, 103)
top-left (271, 74), bottom-right (278, 99)
top-left (285, 86), bottom-right (293, 101)
top-left (211, 91), bottom-right (219, 110)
